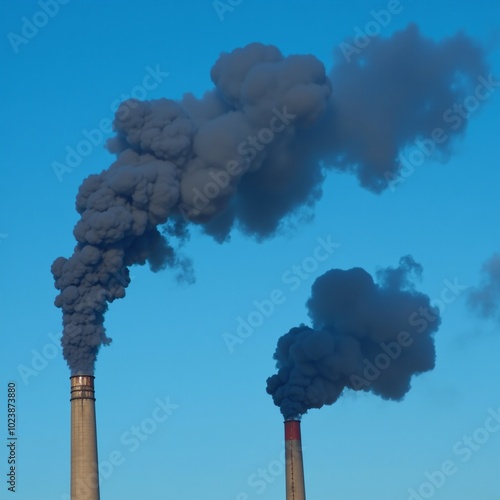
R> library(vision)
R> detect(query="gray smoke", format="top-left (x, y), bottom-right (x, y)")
top-left (266, 256), bottom-right (441, 419)
top-left (467, 253), bottom-right (500, 322)
top-left (323, 23), bottom-right (488, 191)
top-left (52, 25), bottom-right (486, 374)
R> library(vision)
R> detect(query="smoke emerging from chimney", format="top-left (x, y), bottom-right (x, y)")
top-left (266, 256), bottom-right (441, 419)
top-left (467, 253), bottom-right (500, 322)
top-left (51, 24), bottom-right (485, 374)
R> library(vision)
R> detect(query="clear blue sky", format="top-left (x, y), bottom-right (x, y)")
top-left (1, 1), bottom-right (499, 499)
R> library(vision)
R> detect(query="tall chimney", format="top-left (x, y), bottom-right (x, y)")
top-left (284, 419), bottom-right (306, 500)
top-left (70, 375), bottom-right (100, 500)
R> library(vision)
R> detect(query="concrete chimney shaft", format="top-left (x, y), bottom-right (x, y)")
top-left (70, 375), bottom-right (100, 500)
top-left (285, 420), bottom-right (306, 500)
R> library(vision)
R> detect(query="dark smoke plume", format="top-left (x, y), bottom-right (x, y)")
top-left (52, 25), bottom-right (486, 374)
top-left (266, 256), bottom-right (441, 419)
top-left (467, 253), bottom-right (500, 322)
top-left (324, 24), bottom-right (488, 191)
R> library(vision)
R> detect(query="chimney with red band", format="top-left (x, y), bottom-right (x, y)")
top-left (284, 419), bottom-right (306, 500)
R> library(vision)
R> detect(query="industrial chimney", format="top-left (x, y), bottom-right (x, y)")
top-left (284, 419), bottom-right (306, 500)
top-left (70, 375), bottom-right (100, 500)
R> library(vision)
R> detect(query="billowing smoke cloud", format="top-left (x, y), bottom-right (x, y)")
top-left (324, 24), bottom-right (488, 191)
top-left (52, 25), bottom-right (486, 374)
top-left (467, 253), bottom-right (500, 322)
top-left (266, 256), bottom-right (441, 419)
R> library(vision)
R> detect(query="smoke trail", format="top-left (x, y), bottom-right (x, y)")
top-left (52, 25), bottom-right (486, 374)
top-left (266, 256), bottom-right (441, 419)
top-left (467, 253), bottom-right (500, 322)
top-left (323, 23), bottom-right (488, 191)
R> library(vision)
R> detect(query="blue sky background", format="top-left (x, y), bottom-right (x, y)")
top-left (1, 1), bottom-right (499, 499)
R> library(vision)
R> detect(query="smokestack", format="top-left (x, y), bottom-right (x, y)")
top-left (70, 375), bottom-right (100, 500)
top-left (285, 419), bottom-right (306, 500)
